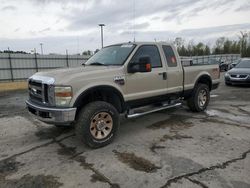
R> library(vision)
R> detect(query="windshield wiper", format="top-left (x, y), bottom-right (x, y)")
top-left (88, 62), bottom-right (106, 66)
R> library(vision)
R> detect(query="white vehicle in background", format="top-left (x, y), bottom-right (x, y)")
top-left (219, 57), bottom-right (230, 72)
top-left (225, 58), bottom-right (250, 85)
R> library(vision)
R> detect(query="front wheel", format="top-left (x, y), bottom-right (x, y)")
top-left (187, 84), bottom-right (210, 112)
top-left (75, 101), bottom-right (119, 148)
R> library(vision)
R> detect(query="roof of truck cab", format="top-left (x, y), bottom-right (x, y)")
top-left (108, 42), bottom-right (173, 46)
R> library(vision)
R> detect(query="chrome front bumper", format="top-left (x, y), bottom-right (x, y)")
top-left (26, 100), bottom-right (76, 124)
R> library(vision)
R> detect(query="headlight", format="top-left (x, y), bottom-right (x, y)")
top-left (225, 72), bottom-right (229, 77)
top-left (54, 86), bottom-right (73, 106)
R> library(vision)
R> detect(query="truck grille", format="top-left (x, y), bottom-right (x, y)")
top-left (29, 80), bottom-right (48, 104)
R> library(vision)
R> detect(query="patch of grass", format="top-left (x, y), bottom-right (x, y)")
top-left (0, 82), bottom-right (27, 92)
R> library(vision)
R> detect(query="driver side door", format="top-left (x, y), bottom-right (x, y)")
top-left (125, 45), bottom-right (167, 101)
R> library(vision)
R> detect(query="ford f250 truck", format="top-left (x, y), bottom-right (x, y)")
top-left (26, 42), bottom-right (220, 148)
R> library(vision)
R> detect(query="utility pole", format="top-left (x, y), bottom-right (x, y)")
top-left (40, 43), bottom-right (43, 55)
top-left (98, 24), bottom-right (105, 48)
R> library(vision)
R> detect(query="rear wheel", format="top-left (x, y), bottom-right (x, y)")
top-left (75, 101), bottom-right (119, 148)
top-left (187, 84), bottom-right (210, 112)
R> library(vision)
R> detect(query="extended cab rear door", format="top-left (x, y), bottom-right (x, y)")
top-left (161, 45), bottom-right (183, 94)
top-left (125, 44), bottom-right (167, 101)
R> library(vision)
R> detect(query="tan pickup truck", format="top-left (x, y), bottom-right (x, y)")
top-left (26, 42), bottom-right (220, 148)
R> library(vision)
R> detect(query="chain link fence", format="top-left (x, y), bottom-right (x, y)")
top-left (0, 53), bottom-right (89, 82)
top-left (0, 53), bottom-right (241, 82)
top-left (180, 54), bottom-right (241, 66)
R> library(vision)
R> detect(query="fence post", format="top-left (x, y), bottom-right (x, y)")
top-left (8, 47), bottom-right (14, 82)
top-left (34, 48), bottom-right (38, 72)
top-left (66, 49), bottom-right (69, 67)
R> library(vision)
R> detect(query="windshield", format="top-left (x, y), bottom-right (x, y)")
top-left (235, 59), bottom-right (250, 68)
top-left (85, 44), bottom-right (135, 66)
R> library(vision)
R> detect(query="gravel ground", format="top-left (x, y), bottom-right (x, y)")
top-left (0, 73), bottom-right (250, 188)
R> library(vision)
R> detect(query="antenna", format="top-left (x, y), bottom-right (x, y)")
top-left (77, 36), bottom-right (79, 54)
top-left (133, 0), bottom-right (135, 42)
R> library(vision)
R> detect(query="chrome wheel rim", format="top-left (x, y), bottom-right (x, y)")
top-left (90, 112), bottom-right (113, 140)
top-left (198, 89), bottom-right (207, 107)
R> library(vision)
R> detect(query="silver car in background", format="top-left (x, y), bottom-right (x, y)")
top-left (225, 58), bottom-right (250, 85)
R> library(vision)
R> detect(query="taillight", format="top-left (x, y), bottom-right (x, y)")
top-left (212, 68), bottom-right (220, 79)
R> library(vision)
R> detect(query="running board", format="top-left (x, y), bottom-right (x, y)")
top-left (126, 102), bottom-right (182, 119)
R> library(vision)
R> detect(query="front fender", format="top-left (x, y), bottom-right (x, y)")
top-left (70, 82), bottom-right (125, 107)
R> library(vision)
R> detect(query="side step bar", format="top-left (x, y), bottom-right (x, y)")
top-left (126, 102), bottom-right (182, 119)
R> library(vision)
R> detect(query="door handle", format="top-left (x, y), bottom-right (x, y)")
top-left (158, 72), bottom-right (167, 80)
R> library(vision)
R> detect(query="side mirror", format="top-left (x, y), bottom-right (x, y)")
top-left (128, 56), bottom-right (152, 73)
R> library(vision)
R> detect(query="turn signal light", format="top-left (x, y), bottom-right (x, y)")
top-left (146, 63), bottom-right (151, 72)
top-left (55, 92), bottom-right (72, 97)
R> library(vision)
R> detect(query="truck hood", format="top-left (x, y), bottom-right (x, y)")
top-left (33, 65), bottom-right (123, 84)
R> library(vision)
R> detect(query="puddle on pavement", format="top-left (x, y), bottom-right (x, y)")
top-left (150, 133), bottom-right (192, 153)
top-left (147, 114), bottom-right (194, 132)
top-left (35, 127), bottom-right (72, 140)
top-left (113, 150), bottom-right (160, 173)
top-left (90, 174), bottom-right (120, 188)
top-left (159, 133), bottom-right (193, 142)
top-left (201, 118), bottom-right (235, 126)
top-left (74, 155), bottom-right (94, 169)
top-left (0, 158), bottom-right (23, 176)
top-left (213, 108), bottom-right (232, 114)
top-left (235, 107), bottom-right (250, 116)
top-left (57, 145), bottom-right (76, 156)
top-left (205, 109), bottom-right (250, 125)
top-left (0, 174), bottom-right (63, 188)
top-left (90, 173), bottom-right (107, 183)
top-left (0, 158), bottom-right (62, 188)
top-left (228, 96), bottom-right (237, 99)
top-left (150, 144), bottom-right (166, 153)
top-left (74, 155), bottom-right (120, 188)
top-left (230, 104), bottom-right (247, 108)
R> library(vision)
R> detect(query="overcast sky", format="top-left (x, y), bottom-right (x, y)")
top-left (0, 0), bottom-right (250, 54)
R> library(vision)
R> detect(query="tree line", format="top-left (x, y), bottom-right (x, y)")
top-left (1, 31), bottom-right (250, 57)
top-left (174, 31), bottom-right (250, 57)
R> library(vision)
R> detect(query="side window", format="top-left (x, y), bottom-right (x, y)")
top-left (162, 45), bottom-right (177, 67)
top-left (130, 45), bottom-right (162, 68)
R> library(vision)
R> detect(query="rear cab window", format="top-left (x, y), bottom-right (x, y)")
top-left (162, 45), bottom-right (177, 67)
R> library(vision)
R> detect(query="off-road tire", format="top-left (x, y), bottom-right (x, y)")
top-left (75, 101), bottom-right (119, 148)
top-left (187, 84), bottom-right (210, 112)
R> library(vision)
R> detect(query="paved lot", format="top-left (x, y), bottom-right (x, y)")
top-left (0, 74), bottom-right (250, 188)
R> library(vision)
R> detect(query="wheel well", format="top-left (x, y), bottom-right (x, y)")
top-left (74, 86), bottom-right (125, 114)
top-left (196, 75), bottom-right (212, 90)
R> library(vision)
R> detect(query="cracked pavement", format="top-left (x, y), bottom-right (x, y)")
top-left (0, 74), bottom-right (250, 188)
